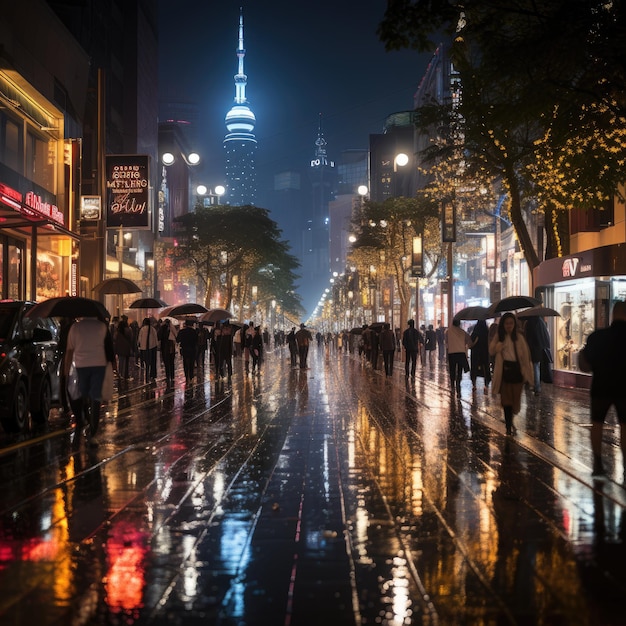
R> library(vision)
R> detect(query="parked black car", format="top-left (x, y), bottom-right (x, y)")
top-left (0, 301), bottom-right (61, 433)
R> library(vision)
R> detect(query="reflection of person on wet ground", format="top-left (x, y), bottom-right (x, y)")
top-left (489, 312), bottom-right (533, 436)
top-left (69, 446), bottom-right (104, 541)
top-left (470, 319), bottom-right (492, 394)
top-left (491, 441), bottom-right (532, 616)
top-left (579, 300), bottom-right (626, 480)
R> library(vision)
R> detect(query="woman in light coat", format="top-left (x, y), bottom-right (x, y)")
top-left (489, 312), bottom-right (533, 435)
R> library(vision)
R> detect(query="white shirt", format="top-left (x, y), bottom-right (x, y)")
top-left (67, 318), bottom-right (108, 368)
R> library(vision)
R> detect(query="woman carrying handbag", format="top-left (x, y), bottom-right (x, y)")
top-left (489, 312), bottom-right (533, 435)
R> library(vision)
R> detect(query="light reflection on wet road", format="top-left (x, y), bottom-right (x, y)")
top-left (0, 346), bottom-right (625, 625)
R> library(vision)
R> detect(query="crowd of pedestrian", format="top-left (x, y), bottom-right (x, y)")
top-left (59, 297), bottom-right (626, 483)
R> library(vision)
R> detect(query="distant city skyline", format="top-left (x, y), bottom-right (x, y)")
top-left (158, 1), bottom-right (429, 196)
top-left (158, 1), bottom-right (431, 315)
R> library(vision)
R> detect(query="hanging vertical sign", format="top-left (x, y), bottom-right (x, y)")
top-left (442, 200), bottom-right (456, 242)
top-left (411, 234), bottom-right (423, 277)
top-left (105, 154), bottom-right (151, 229)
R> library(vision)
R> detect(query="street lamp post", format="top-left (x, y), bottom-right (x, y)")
top-left (197, 184), bottom-right (226, 206)
top-left (442, 198), bottom-right (457, 325)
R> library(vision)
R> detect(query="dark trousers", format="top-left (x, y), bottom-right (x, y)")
top-left (448, 352), bottom-right (466, 389)
top-left (182, 352), bottom-right (195, 380)
top-left (405, 350), bottom-right (417, 376)
top-left (383, 350), bottom-right (395, 375)
top-left (298, 345), bottom-right (309, 368)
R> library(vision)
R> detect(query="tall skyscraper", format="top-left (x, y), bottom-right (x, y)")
top-left (223, 8), bottom-right (257, 206)
top-left (300, 118), bottom-right (336, 312)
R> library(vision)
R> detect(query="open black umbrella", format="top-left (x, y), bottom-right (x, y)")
top-left (517, 306), bottom-right (561, 318)
top-left (454, 305), bottom-right (492, 321)
top-left (93, 277), bottom-right (142, 295)
top-left (24, 296), bottom-right (110, 321)
top-left (488, 295), bottom-right (542, 315)
top-left (368, 322), bottom-right (385, 331)
top-left (349, 327), bottom-right (364, 335)
top-left (129, 297), bottom-right (168, 309)
top-left (199, 308), bottom-right (234, 323)
top-left (160, 303), bottom-right (209, 317)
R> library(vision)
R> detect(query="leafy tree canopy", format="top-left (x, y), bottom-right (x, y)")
top-left (174, 204), bottom-right (303, 318)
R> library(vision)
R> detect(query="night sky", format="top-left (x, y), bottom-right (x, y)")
top-left (158, 1), bottom-right (431, 313)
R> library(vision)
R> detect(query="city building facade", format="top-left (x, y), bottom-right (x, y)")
top-left (0, 2), bottom-right (87, 301)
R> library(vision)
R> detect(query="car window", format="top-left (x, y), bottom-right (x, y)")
top-left (0, 306), bottom-right (19, 341)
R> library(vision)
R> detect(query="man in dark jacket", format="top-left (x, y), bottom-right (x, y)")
top-left (579, 300), bottom-right (626, 479)
top-left (177, 320), bottom-right (198, 383)
top-left (524, 316), bottom-right (552, 395)
top-left (287, 327), bottom-right (298, 367)
top-left (379, 323), bottom-right (396, 377)
top-left (402, 319), bottom-right (420, 378)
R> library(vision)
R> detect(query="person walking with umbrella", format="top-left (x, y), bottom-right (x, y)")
top-left (113, 316), bottom-right (133, 382)
top-left (64, 316), bottom-right (115, 446)
top-left (158, 319), bottom-right (177, 384)
top-left (470, 319), bottom-right (492, 394)
top-left (578, 300), bottom-right (626, 478)
top-left (138, 317), bottom-right (158, 383)
top-left (177, 319), bottom-right (198, 383)
top-left (446, 319), bottom-right (473, 394)
top-left (489, 312), bottom-right (533, 435)
top-left (523, 316), bottom-right (552, 395)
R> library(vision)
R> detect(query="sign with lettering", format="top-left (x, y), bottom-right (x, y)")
top-left (442, 201), bottom-right (456, 242)
top-left (0, 182), bottom-right (22, 210)
top-left (561, 257), bottom-right (592, 278)
top-left (80, 195), bottom-right (102, 220)
top-left (105, 154), bottom-right (151, 229)
top-left (23, 192), bottom-right (64, 226)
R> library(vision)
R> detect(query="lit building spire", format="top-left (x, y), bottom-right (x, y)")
top-left (224, 7), bottom-right (257, 206)
top-left (313, 114), bottom-right (327, 162)
top-left (234, 7), bottom-right (247, 105)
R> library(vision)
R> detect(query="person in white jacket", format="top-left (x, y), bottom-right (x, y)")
top-left (489, 312), bottom-right (533, 435)
top-left (137, 317), bottom-right (158, 383)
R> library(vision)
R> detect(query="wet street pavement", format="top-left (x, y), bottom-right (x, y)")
top-left (0, 345), bottom-right (625, 625)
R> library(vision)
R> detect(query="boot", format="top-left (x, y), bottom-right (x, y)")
top-left (504, 406), bottom-right (514, 436)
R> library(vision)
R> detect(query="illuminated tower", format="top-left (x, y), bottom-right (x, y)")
top-left (223, 7), bottom-right (257, 205)
top-left (301, 116), bottom-right (336, 304)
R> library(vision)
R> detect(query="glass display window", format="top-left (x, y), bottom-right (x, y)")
top-left (7, 243), bottom-right (23, 300)
top-left (553, 279), bottom-right (595, 371)
top-left (36, 251), bottom-right (62, 301)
